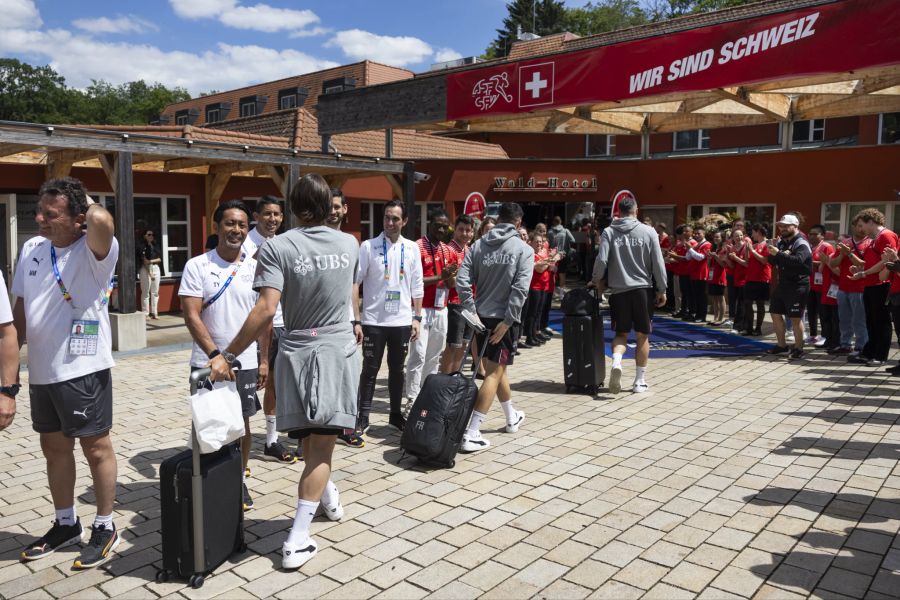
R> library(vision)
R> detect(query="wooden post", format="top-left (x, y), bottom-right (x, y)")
top-left (114, 152), bottom-right (136, 313)
top-left (640, 117), bottom-right (650, 160)
top-left (385, 128), bottom-right (393, 158)
top-left (781, 120), bottom-right (794, 151)
top-left (402, 161), bottom-right (416, 239)
top-left (286, 164), bottom-right (300, 229)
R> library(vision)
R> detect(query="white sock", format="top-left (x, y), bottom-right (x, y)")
top-left (321, 480), bottom-right (339, 507)
top-left (265, 415), bottom-right (278, 446)
top-left (286, 499), bottom-right (319, 547)
top-left (56, 506), bottom-right (77, 527)
top-left (500, 400), bottom-right (516, 423)
top-left (466, 410), bottom-right (486, 439)
top-left (93, 514), bottom-right (113, 530)
top-left (612, 353), bottom-right (623, 369)
top-left (635, 366), bottom-right (647, 384)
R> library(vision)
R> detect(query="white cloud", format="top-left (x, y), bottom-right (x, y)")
top-left (434, 48), bottom-right (463, 63)
top-left (326, 29), bottom-right (433, 67)
top-left (168, 0), bottom-right (325, 35)
top-left (72, 15), bottom-right (159, 35)
top-left (288, 26), bottom-right (332, 39)
top-left (1, 0), bottom-right (42, 30)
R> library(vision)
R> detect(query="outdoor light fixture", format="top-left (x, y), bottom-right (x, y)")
top-left (121, 134), bottom-right (129, 142)
top-left (335, 153), bottom-right (342, 159)
top-left (186, 139), bottom-right (193, 147)
top-left (242, 145), bottom-right (249, 152)
top-left (45, 126), bottom-right (54, 135)
top-left (291, 148), bottom-right (298, 155)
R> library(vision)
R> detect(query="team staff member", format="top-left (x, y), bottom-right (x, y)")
top-left (440, 214), bottom-right (475, 373)
top-left (13, 178), bottom-right (120, 568)
top-left (806, 225), bottom-right (830, 347)
top-left (593, 195), bottom-right (667, 394)
top-left (668, 225), bottom-right (695, 319)
top-left (766, 214), bottom-right (813, 359)
top-left (727, 229), bottom-right (749, 334)
top-left (880, 245), bottom-right (900, 376)
top-left (0, 270), bottom-right (18, 431)
top-left (355, 200), bottom-right (424, 439)
top-left (657, 223), bottom-right (675, 312)
top-left (242, 196), bottom-right (296, 464)
top-left (743, 224), bottom-right (772, 336)
top-left (707, 232), bottom-right (728, 326)
top-left (405, 210), bottom-right (452, 407)
top-left (686, 226), bottom-right (711, 323)
top-left (831, 217), bottom-right (870, 356)
top-left (181, 200), bottom-right (268, 511)
top-left (210, 174), bottom-right (361, 570)
top-left (846, 209), bottom-right (899, 366)
top-left (818, 232), bottom-right (841, 351)
top-left (457, 203), bottom-right (530, 452)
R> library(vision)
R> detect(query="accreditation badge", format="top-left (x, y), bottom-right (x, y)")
top-left (814, 272), bottom-right (823, 286)
top-left (68, 307), bottom-right (100, 356)
top-left (434, 287), bottom-right (448, 309)
top-left (384, 290), bottom-right (401, 315)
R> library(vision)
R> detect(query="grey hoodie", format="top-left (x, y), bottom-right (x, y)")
top-left (457, 222), bottom-right (534, 326)
top-left (548, 224), bottom-right (575, 255)
top-left (593, 217), bottom-right (667, 295)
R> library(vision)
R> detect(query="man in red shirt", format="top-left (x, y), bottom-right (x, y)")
top-left (880, 245), bottom-right (900, 375)
top-left (743, 224), bottom-right (772, 336)
top-left (807, 225), bottom-right (831, 347)
top-left (831, 217), bottom-right (870, 356)
top-left (846, 208), bottom-right (899, 365)
top-left (440, 214), bottom-right (475, 373)
top-left (405, 209), bottom-right (453, 407)
top-left (668, 225), bottom-right (696, 319)
top-left (816, 227), bottom-right (840, 351)
top-left (686, 227), bottom-right (712, 323)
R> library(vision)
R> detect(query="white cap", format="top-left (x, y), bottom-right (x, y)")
top-left (777, 214), bottom-right (800, 226)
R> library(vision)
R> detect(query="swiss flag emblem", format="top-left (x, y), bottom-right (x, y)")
top-left (519, 62), bottom-right (554, 108)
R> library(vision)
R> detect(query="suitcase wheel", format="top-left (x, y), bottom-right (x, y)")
top-left (155, 570), bottom-right (170, 584)
top-left (586, 385), bottom-right (600, 396)
top-left (565, 385), bottom-right (574, 394)
top-left (448, 459), bottom-right (455, 469)
top-left (189, 574), bottom-right (205, 589)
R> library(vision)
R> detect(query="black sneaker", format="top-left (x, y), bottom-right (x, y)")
top-left (866, 359), bottom-right (884, 367)
top-left (337, 431), bottom-right (365, 448)
top-left (766, 346), bottom-right (789, 355)
top-left (294, 444), bottom-right (303, 460)
top-left (242, 483), bottom-right (253, 511)
top-left (789, 348), bottom-right (805, 360)
top-left (847, 355), bottom-right (869, 364)
top-left (751, 329), bottom-right (763, 337)
top-left (388, 412), bottom-right (406, 431)
top-left (828, 346), bottom-right (852, 355)
top-left (73, 523), bottom-right (119, 569)
top-left (21, 519), bottom-right (83, 561)
top-left (886, 364), bottom-right (900, 374)
top-left (264, 441), bottom-right (298, 464)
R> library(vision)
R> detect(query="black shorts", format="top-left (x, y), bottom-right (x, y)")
top-left (475, 317), bottom-right (519, 366)
top-left (30, 369), bottom-right (113, 438)
top-left (446, 304), bottom-right (475, 348)
top-left (770, 285), bottom-right (809, 318)
top-left (707, 284), bottom-right (725, 297)
top-left (191, 367), bottom-right (261, 418)
top-left (288, 427), bottom-right (342, 440)
top-left (609, 288), bottom-right (655, 335)
top-left (268, 326), bottom-right (285, 368)
top-left (744, 281), bottom-right (770, 301)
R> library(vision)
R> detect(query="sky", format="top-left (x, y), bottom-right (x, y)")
top-left (0, 0), bottom-right (589, 96)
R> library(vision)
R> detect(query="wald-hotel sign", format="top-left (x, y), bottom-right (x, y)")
top-left (493, 176), bottom-right (598, 192)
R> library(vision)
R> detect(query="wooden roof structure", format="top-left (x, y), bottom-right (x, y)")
top-left (316, 0), bottom-right (900, 148)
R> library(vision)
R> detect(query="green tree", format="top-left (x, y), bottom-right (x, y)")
top-left (484, 0), bottom-right (568, 58)
top-left (0, 59), bottom-right (70, 123)
top-left (67, 79), bottom-right (190, 125)
top-left (562, 0), bottom-right (648, 36)
top-left (644, 0), bottom-right (756, 21)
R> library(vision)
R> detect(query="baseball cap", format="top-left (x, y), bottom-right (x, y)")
top-left (776, 214), bottom-right (800, 226)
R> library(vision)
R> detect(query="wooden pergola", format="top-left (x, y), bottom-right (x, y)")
top-left (316, 0), bottom-right (900, 155)
top-left (0, 120), bottom-right (408, 314)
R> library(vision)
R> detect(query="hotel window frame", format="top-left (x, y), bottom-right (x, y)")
top-left (686, 204), bottom-right (776, 230)
top-left (585, 134), bottom-right (616, 157)
top-left (878, 113), bottom-right (900, 144)
top-left (205, 107), bottom-right (221, 124)
top-left (673, 129), bottom-right (710, 151)
top-left (279, 90), bottom-right (297, 110)
top-left (788, 119), bottom-right (825, 143)
top-left (821, 202), bottom-right (899, 237)
top-left (239, 100), bottom-right (257, 118)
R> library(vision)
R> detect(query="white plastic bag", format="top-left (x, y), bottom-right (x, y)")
top-left (191, 379), bottom-right (245, 454)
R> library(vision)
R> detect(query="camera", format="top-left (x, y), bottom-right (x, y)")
top-left (414, 171), bottom-right (431, 183)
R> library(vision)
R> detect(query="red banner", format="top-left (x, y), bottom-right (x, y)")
top-left (447, 0), bottom-right (900, 121)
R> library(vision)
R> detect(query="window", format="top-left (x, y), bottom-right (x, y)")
top-left (686, 204), bottom-right (775, 230)
top-left (279, 93), bottom-right (297, 110)
top-left (204, 102), bottom-right (231, 124)
top-left (879, 113), bottom-right (900, 144)
top-left (792, 119), bottom-right (825, 143)
top-left (821, 202), bottom-right (897, 237)
top-left (96, 194), bottom-right (192, 277)
top-left (174, 108), bottom-right (198, 126)
top-left (175, 112), bottom-right (189, 126)
top-left (239, 95), bottom-right (267, 118)
top-left (822, 203), bottom-right (842, 236)
top-left (240, 102), bottom-right (256, 118)
top-left (586, 134), bottom-right (616, 157)
top-left (205, 107), bottom-right (220, 123)
top-left (673, 129), bottom-right (710, 151)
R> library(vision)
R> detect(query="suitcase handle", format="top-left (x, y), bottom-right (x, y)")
top-left (190, 368), bottom-right (212, 393)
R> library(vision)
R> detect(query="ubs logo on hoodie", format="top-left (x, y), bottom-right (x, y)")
top-left (482, 252), bottom-right (517, 267)
top-left (614, 236), bottom-right (646, 247)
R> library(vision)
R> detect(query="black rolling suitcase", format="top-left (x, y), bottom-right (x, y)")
top-left (562, 288), bottom-right (605, 394)
top-left (156, 369), bottom-right (245, 589)
top-left (401, 311), bottom-right (488, 468)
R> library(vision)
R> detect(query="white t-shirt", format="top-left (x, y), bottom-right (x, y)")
top-left (243, 228), bottom-right (284, 328)
top-left (0, 271), bottom-right (12, 324)
top-left (12, 235), bottom-right (119, 385)
top-left (179, 249), bottom-right (259, 369)
top-left (357, 233), bottom-right (424, 326)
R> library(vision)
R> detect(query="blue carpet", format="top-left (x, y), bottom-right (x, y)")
top-left (549, 309), bottom-right (773, 358)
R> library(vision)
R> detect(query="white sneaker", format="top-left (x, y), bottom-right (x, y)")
top-left (632, 382), bottom-right (650, 393)
top-left (505, 410), bottom-right (525, 433)
top-left (814, 336), bottom-right (826, 348)
top-left (608, 366), bottom-right (622, 394)
top-left (320, 494), bottom-right (344, 522)
top-left (282, 538), bottom-right (317, 570)
top-left (461, 431), bottom-right (491, 453)
top-left (803, 336), bottom-right (816, 344)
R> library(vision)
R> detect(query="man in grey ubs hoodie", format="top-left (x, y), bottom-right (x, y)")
top-left (456, 202), bottom-right (533, 453)
top-left (592, 195), bottom-right (667, 395)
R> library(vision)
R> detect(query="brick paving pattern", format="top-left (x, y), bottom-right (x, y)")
top-left (0, 333), bottom-right (898, 599)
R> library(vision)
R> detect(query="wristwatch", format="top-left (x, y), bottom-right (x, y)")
top-left (351, 320), bottom-right (361, 327)
top-left (413, 315), bottom-right (423, 322)
top-left (222, 350), bottom-right (237, 364)
top-left (0, 384), bottom-right (20, 398)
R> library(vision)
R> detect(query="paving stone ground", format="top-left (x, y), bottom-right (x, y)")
top-left (0, 321), bottom-right (898, 599)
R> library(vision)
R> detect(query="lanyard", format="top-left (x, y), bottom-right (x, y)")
top-left (202, 252), bottom-right (245, 311)
top-left (50, 246), bottom-right (114, 308)
top-left (424, 238), bottom-right (445, 275)
top-left (383, 236), bottom-right (405, 281)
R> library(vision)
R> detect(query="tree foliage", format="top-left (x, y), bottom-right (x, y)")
top-left (563, 0), bottom-right (648, 37)
top-left (0, 58), bottom-right (190, 125)
top-left (485, 0), bottom-right (568, 59)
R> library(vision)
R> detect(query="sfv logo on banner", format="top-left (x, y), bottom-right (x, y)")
top-left (519, 62), bottom-right (555, 108)
top-left (472, 73), bottom-right (514, 111)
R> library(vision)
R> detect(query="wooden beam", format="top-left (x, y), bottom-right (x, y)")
top-left (204, 172), bottom-right (232, 234)
top-left (99, 153), bottom-right (117, 193)
top-left (208, 161), bottom-right (256, 175)
top-left (113, 152), bottom-right (137, 313)
top-left (648, 112), bottom-right (771, 132)
top-left (401, 162), bottom-right (416, 239)
top-left (0, 144), bottom-right (34, 158)
top-left (715, 87), bottom-right (791, 120)
top-left (385, 174), bottom-right (403, 200)
top-left (795, 94), bottom-right (900, 120)
top-left (266, 165), bottom-right (288, 196)
top-left (325, 174), bottom-right (351, 190)
top-left (46, 156), bottom-right (73, 179)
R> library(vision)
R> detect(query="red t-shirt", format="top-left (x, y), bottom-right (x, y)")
top-left (811, 242), bottom-right (835, 292)
top-left (709, 249), bottom-right (728, 286)
top-left (745, 242), bottom-right (772, 283)
top-left (446, 239), bottom-right (467, 305)
top-left (837, 237), bottom-right (870, 293)
top-left (732, 244), bottom-right (749, 287)
top-left (821, 261), bottom-right (838, 306)
top-left (417, 237), bottom-right (449, 309)
top-left (530, 250), bottom-right (553, 291)
top-left (865, 228), bottom-right (900, 287)
top-left (690, 240), bottom-right (712, 281)
top-left (673, 239), bottom-right (695, 276)
top-left (660, 234), bottom-right (672, 271)
top-left (890, 270), bottom-right (900, 295)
